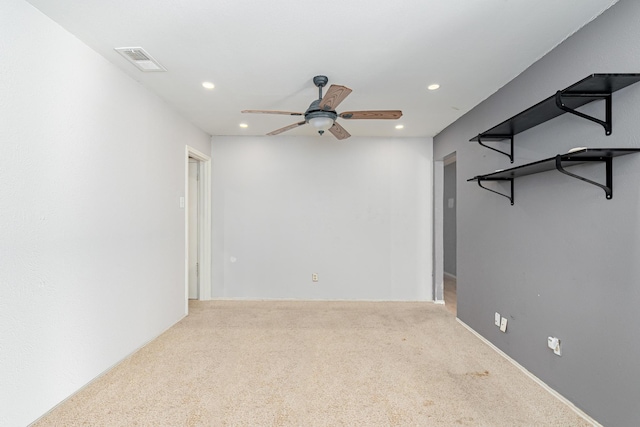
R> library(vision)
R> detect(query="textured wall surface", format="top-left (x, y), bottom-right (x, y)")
top-left (0, 1), bottom-right (210, 425)
top-left (434, 0), bottom-right (640, 425)
top-left (211, 136), bottom-right (433, 301)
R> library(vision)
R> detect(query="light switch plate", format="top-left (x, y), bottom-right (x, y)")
top-left (495, 312), bottom-right (501, 327)
top-left (499, 317), bottom-right (508, 332)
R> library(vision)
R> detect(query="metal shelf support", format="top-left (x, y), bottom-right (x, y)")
top-left (555, 91), bottom-right (612, 136)
top-left (554, 155), bottom-right (613, 199)
top-left (475, 178), bottom-right (514, 205)
top-left (476, 134), bottom-right (514, 163)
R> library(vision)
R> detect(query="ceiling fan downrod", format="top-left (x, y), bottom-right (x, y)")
top-left (313, 75), bottom-right (328, 100)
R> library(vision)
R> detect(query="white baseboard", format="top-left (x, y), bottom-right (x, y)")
top-left (206, 297), bottom-right (438, 303)
top-left (28, 316), bottom-right (186, 426)
top-left (456, 319), bottom-right (602, 427)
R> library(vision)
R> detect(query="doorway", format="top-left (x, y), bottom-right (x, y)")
top-left (185, 146), bottom-right (212, 313)
top-left (443, 154), bottom-right (457, 314)
top-left (433, 152), bottom-right (457, 315)
top-left (188, 158), bottom-right (200, 300)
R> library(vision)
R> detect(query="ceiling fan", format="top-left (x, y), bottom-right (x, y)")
top-left (241, 75), bottom-right (402, 140)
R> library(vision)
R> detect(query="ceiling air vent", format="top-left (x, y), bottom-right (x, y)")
top-left (114, 47), bottom-right (167, 72)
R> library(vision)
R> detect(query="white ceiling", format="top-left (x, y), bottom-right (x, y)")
top-left (26, 0), bottom-right (618, 138)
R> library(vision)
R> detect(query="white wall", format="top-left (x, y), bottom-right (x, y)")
top-left (0, 1), bottom-right (211, 425)
top-left (211, 136), bottom-right (432, 301)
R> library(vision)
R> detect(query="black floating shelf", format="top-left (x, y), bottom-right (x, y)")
top-left (470, 74), bottom-right (640, 162)
top-left (467, 148), bottom-right (640, 205)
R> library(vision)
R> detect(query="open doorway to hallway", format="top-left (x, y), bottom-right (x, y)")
top-left (443, 153), bottom-right (457, 314)
top-left (188, 158), bottom-right (200, 300)
top-left (184, 146), bottom-right (212, 313)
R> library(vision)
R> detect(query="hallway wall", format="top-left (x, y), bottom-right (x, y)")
top-left (443, 161), bottom-right (457, 276)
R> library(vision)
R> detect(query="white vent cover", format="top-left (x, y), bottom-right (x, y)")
top-left (114, 47), bottom-right (167, 72)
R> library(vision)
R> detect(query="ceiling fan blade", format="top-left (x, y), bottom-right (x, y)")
top-left (339, 110), bottom-right (403, 120)
top-left (267, 121), bottom-right (307, 136)
top-left (242, 110), bottom-right (303, 116)
top-left (328, 122), bottom-right (351, 140)
top-left (319, 85), bottom-right (352, 111)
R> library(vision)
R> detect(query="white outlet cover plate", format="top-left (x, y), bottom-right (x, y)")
top-left (500, 317), bottom-right (508, 332)
top-left (548, 337), bottom-right (562, 356)
top-left (495, 312), bottom-right (501, 326)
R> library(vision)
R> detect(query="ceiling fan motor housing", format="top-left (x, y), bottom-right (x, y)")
top-left (305, 99), bottom-right (337, 120)
top-left (305, 99), bottom-right (337, 135)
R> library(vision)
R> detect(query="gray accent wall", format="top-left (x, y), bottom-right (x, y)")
top-left (212, 136), bottom-right (433, 301)
top-left (443, 161), bottom-right (457, 276)
top-left (433, 1), bottom-right (640, 425)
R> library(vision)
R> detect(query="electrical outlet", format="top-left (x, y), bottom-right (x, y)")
top-left (312, 273), bottom-right (318, 282)
top-left (499, 317), bottom-right (508, 333)
top-left (548, 337), bottom-right (562, 356)
top-left (495, 312), bottom-right (501, 327)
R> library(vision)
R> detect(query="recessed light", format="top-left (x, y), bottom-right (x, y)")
top-left (202, 82), bottom-right (215, 90)
top-left (427, 84), bottom-right (440, 91)
top-left (395, 124), bottom-right (404, 129)
top-left (239, 123), bottom-right (248, 128)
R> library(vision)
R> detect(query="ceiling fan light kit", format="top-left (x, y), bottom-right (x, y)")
top-left (242, 75), bottom-right (402, 140)
top-left (308, 116), bottom-right (335, 133)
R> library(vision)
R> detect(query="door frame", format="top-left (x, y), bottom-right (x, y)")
top-left (185, 146), bottom-right (212, 313)
top-left (433, 160), bottom-right (444, 303)
top-left (433, 151), bottom-right (457, 304)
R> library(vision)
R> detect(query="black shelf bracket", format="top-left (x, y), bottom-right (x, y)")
top-left (476, 178), bottom-right (514, 205)
top-left (555, 91), bottom-right (612, 136)
top-left (468, 148), bottom-right (639, 205)
top-left (471, 75), bottom-right (640, 160)
top-left (554, 155), bottom-right (613, 199)
top-left (476, 134), bottom-right (514, 163)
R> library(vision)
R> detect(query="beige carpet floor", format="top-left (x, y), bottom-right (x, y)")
top-left (34, 301), bottom-right (590, 426)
